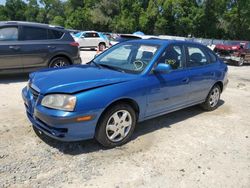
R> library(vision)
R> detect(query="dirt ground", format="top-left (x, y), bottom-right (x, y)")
top-left (0, 51), bottom-right (250, 188)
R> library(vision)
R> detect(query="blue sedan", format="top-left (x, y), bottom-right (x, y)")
top-left (22, 39), bottom-right (228, 147)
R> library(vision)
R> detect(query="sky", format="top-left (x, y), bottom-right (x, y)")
top-left (0, 0), bottom-right (5, 5)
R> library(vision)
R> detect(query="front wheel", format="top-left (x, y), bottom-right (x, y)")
top-left (201, 85), bottom-right (221, 111)
top-left (95, 103), bottom-right (136, 148)
top-left (49, 57), bottom-right (70, 68)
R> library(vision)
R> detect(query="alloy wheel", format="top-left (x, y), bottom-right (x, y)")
top-left (105, 110), bottom-right (132, 142)
top-left (209, 87), bottom-right (220, 107)
top-left (52, 60), bottom-right (67, 68)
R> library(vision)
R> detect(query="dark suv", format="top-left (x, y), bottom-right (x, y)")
top-left (0, 21), bottom-right (81, 74)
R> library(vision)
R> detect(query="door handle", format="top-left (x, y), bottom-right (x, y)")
top-left (182, 77), bottom-right (189, 83)
top-left (48, 45), bottom-right (56, 49)
top-left (9, 45), bottom-right (20, 50)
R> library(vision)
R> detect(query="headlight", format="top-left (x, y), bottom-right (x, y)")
top-left (41, 94), bottom-right (76, 111)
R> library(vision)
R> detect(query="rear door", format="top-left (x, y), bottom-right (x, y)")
top-left (0, 25), bottom-right (23, 72)
top-left (19, 26), bottom-right (51, 70)
top-left (185, 44), bottom-right (217, 102)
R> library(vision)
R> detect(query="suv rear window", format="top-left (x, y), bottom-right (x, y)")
top-left (0, 27), bottom-right (18, 41)
top-left (22, 26), bottom-right (47, 40)
top-left (48, 29), bottom-right (63, 39)
top-left (21, 26), bottom-right (63, 40)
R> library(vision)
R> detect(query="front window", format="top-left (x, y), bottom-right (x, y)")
top-left (157, 45), bottom-right (185, 70)
top-left (94, 42), bottom-right (160, 73)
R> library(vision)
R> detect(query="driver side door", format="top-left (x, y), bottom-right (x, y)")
top-left (145, 44), bottom-right (191, 117)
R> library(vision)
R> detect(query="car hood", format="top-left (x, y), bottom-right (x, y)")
top-left (30, 65), bottom-right (136, 94)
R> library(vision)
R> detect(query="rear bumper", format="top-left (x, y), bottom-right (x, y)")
top-left (22, 87), bottom-right (102, 142)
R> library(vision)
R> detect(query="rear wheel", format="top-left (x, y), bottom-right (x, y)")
top-left (95, 103), bottom-right (136, 148)
top-left (201, 85), bottom-right (221, 111)
top-left (49, 57), bottom-right (70, 68)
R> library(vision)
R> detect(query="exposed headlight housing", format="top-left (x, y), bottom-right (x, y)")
top-left (41, 94), bottom-right (76, 111)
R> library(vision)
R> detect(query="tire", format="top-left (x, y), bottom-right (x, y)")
top-left (201, 84), bottom-right (221, 111)
top-left (237, 57), bottom-right (244, 66)
top-left (95, 103), bottom-right (136, 148)
top-left (49, 57), bottom-right (70, 68)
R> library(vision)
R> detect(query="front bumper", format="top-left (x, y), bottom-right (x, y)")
top-left (22, 86), bottom-right (101, 141)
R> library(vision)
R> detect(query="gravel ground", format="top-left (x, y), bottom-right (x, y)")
top-left (0, 51), bottom-right (250, 188)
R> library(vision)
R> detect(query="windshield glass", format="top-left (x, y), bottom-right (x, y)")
top-left (74, 32), bottom-right (82, 38)
top-left (94, 42), bottom-right (160, 74)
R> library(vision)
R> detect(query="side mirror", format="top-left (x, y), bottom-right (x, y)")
top-left (154, 63), bottom-right (172, 73)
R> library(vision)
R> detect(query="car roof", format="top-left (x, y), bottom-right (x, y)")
top-left (125, 39), bottom-right (204, 47)
top-left (0, 21), bottom-right (65, 31)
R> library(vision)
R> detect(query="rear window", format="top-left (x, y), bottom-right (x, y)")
top-left (0, 27), bottom-right (18, 41)
top-left (22, 26), bottom-right (47, 40)
top-left (48, 29), bottom-right (63, 39)
top-left (21, 26), bottom-right (63, 40)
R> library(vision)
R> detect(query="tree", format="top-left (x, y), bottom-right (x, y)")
top-left (224, 0), bottom-right (250, 40)
top-left (25, 0), bottom-right (40, 22)
top-left (0, 5), bottom-right (8, 21)
top-left (5, 0), bottom-right (27, 21)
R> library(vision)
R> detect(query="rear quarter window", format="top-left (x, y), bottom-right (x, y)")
top-left (207, 50), bottom-right (217, 63)
top-left (48, 29), bottom-right (64, 39)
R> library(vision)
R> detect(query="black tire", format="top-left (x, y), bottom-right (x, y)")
top-left (49, 57), bottom-right (70, 68)
top-left (201, 84), bottom-right (221, 111)
top-left (95, 103), bottom-right (136, 148)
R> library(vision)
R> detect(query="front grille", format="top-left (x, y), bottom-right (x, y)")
top-left (30, 87), bottom-right (39, 101)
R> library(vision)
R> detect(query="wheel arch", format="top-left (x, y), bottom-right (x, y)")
top-left (48, 53), bottom-right (73, 66)
top-left (214, 81), bottom-right (223, 92)
top-left (96, 98), bottom-right (140, 130)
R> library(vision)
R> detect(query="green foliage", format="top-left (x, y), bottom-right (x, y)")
top-left (0, 0), bottom-right (249, 40)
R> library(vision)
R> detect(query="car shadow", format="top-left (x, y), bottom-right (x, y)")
top-left (38, 100), bottom-right (224, 155)
top-left (0, 73), bottom-right (29, 84)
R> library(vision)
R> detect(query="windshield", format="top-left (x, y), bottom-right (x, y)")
top-left (94, 42), bottom-right (160, 74)
top-left (74, 32), bottom-right (83, 38)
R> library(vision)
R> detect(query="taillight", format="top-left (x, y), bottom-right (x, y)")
top-left (70, 42), bottom-right (79, 47)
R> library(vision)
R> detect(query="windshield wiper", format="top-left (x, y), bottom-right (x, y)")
top-left (88, 60), bottom-right (102, 68)
top-left (99, 64), bottom-right (125, 73)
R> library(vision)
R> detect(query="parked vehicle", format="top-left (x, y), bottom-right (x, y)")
top-left (214, 41), bottom-right (250, 66)
top-left (0, 21), bottom-right (81, 74)
top-left (73, 31), bottom-right (110, 49)
top-left (22, 39), bottom-right (228, 148)
top-left (229, 42), bottom-right (250, 66)
top-left (110, 34), bottom-right (159, 46)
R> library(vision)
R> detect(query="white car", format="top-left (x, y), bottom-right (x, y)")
top-left (110, 34), bottom-right (159, 46)
top-left (74, 31), bottom-right (110, 49)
